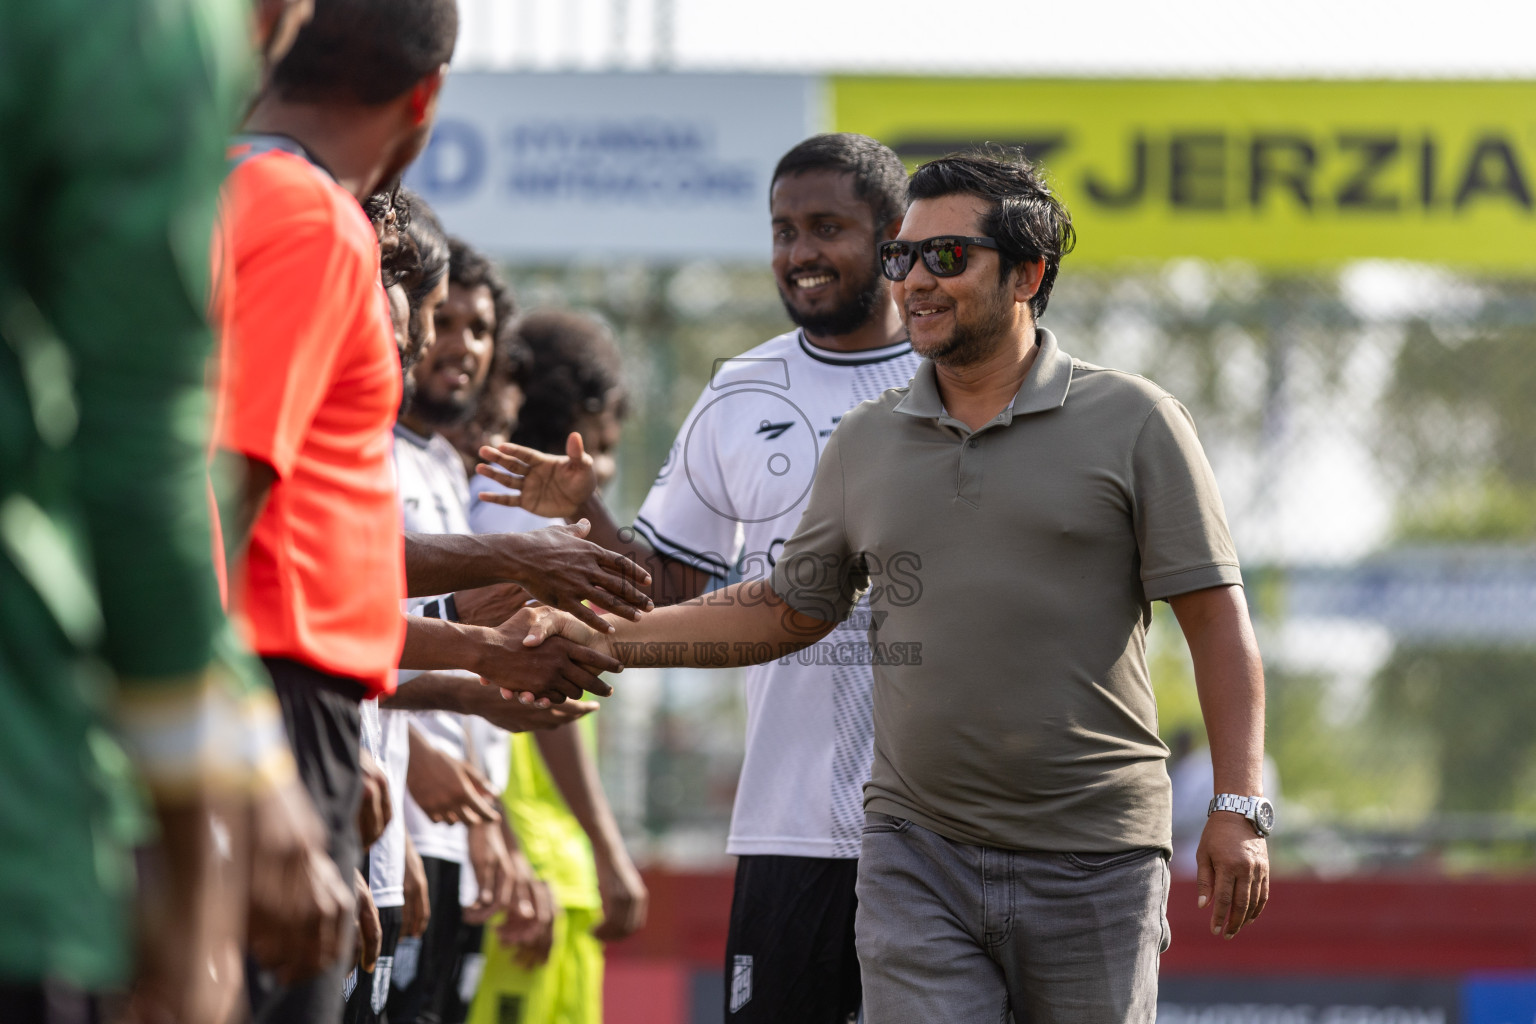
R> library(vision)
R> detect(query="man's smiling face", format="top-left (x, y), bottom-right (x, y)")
top-left (409, 280), bottom-right (494, 426)
top-left (770, 169), bottom-right (888, 339)
top-left (893, 193), bottom-right (1022, 368)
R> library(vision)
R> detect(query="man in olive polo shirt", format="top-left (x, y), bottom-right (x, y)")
top-left (583, 150), bottom-right (1271, 1023)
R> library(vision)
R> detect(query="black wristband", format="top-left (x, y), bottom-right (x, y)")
top-left (420, 596), bottom-right (452, 621)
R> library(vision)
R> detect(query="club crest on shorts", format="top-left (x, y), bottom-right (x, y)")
top-left (457, 952), bottom-right (487, 1006)
top-left (393, 936), bottom-right (420, 990)
top-left (729, 954), bottom-right (753, 1013)
top-left (371, 955), bottom-right (393, 1013)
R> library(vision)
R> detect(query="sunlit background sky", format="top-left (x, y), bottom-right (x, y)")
top-left (454, 0), bottom-right (1536, 76)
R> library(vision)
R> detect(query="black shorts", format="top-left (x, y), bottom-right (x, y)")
top-left (387, 856), bottom-right (485, 1024)
top-left (344, 903), bottom-right (403, 1024)
top-left (247, 657), bottom-right (367, 1024)
top-left (724, 855), bottom-right (861, 1024)
top-left (0, 983), bottom-right (102, 1024)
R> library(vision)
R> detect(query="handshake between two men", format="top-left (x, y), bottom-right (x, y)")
top-left (457, 437), bottom-right (846, 709)
top-left (399, 518), bottom-right (655, 707)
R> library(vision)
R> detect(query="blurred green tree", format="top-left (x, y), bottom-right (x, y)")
top-left (1374, 301), bottom-right (1536, 818)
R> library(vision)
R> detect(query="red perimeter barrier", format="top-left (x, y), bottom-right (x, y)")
top-left (1161, 878), bottom-right (1536, 974)
top-left (609, 870), bottom-right (738, 965)
top-left (608, 870), bottom-right (1536, 974)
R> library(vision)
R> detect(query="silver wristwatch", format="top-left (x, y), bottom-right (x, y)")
top-left (1207, 794), bottom-right (1275, 837)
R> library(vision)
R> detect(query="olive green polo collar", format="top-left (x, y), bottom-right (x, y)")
top-left (894, 327), bottom-right (1073, 425)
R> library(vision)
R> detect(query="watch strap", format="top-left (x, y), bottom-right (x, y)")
top-left (1208, 793), bottom-right (1257, 817)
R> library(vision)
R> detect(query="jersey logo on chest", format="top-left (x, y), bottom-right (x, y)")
top-left (756, 420), bottom-right (795, 440)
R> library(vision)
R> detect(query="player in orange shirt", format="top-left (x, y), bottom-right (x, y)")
top-left (218, 2), bottom-right (462, 1019)
top-left (219, 9), bottom-right (644, 1020)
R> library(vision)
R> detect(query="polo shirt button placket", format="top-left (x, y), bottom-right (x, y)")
top-left (958, 434), bottom-right (984, 507)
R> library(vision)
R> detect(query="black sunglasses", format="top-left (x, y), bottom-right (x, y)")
top-left (879, 235), bottom-right (1000, 281)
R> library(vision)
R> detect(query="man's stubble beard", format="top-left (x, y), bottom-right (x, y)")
top-left (397, 373), bottom-right (416, 418)
top-left (779, 258), bottom-right (885, 338)
top-left (405, 388), bottom-right (477, 429)
top-left (907, 278), bottom-right (1018, 369)
top-left (396, 347), bottom-right (421, 418)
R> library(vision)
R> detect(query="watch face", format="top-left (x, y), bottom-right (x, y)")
top-left (1255, 800), bottom-right (1275, 835)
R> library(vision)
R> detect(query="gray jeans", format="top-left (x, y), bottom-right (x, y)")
top-left (855, 812), bottom-right (1170, 1024)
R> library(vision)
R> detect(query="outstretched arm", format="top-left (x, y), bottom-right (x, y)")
top-left (403, 524), bottom-right (653, 630)
top-left (507, 430), bottom-right (856, 677)
top-left (604, 579), bottom-right (837, 669)
top-left (399, 607), bottom-right (620, 702)
top-left (385, 670), bottom-right (599, 728)
top-left (1169, 584), bottom-right (1269, 940)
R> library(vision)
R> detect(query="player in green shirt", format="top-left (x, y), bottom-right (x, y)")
top-left (0, 0), bottom-right (325, 1018)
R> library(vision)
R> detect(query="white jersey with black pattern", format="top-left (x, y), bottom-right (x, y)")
top-left (635, 328), bottom-right (920, 859)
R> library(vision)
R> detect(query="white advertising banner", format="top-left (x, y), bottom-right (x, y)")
top-left (403, 72), bottom-right (822, 262)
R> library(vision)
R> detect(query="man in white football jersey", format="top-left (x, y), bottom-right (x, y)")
top-left (475, 134), bottom-right (916, 1024)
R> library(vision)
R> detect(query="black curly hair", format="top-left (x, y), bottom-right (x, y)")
top-left (447, 237), bottom-right (523, 384)
top-left (400, 191), bottom-right (448, 305)
top-left (508, 310), bottom-right (628, 456)
top-left (366, 183), bottom-right (413, 285)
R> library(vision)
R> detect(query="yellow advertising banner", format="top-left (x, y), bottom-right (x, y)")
top-left (832, 78), bottom-right (1536, 269)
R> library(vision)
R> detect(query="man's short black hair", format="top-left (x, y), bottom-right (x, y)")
top-left (907, 147), bottom-right (1076, 320)
top-left (447, 237), bottom-right (525, 386)
top-left (509, 311), bottom-right (628, 457)
top-left (268, 0), bottom-right (457, 105)
top-left (771, 133), bottom-right (908, 231)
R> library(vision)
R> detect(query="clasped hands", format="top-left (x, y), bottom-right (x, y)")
top-left (475, 588), bottom-right (627, 709)
top-left (460, 434), bottom-right (634, 704)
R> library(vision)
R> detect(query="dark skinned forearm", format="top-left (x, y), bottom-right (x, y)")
top-left (382, 670), bottom-right (476, 713)
top-left (404, 528), bottom-right (653, 632)
top-left (403, 532), bottom-right (521, 598)
top-left (387, 669), bottom-right (597, 727)
top-left (213, 449), bottom-right (276, 578)
top-left (534, 726), bottom-right (626, 861)
top-left (398, 614), bottom-right (499, 673)
top-left (570, 492), bottom-right (717, 607)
